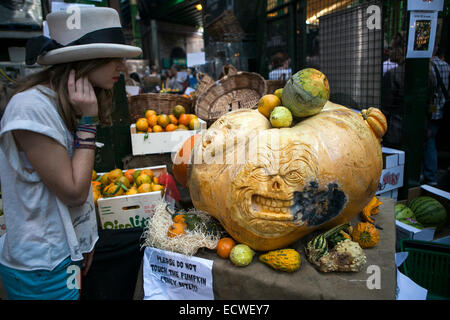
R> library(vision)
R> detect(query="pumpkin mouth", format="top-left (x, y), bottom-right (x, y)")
top-left (250, 194), bottom-right (296, 221)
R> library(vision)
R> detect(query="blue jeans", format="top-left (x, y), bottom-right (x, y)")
top-left (423, 120), bottom-right (440, 184)
top-left (0, 257), bottom-right (82, 300)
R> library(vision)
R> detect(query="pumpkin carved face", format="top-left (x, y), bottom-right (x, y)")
top-left (185, 102), bottom-right (385, 251)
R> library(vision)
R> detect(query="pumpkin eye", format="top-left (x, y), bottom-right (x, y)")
top-left (285, 170), bottom-right (302, 183)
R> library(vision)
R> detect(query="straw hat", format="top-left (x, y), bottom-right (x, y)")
top-left (26, 6), bottom-right (142, 65)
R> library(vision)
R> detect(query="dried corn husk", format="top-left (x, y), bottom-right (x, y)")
top-left (141, 201), bottom-right (221, 256)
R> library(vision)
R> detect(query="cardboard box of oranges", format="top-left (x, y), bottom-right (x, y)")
top-left (95, 165), bottom-right (167, 230)
top-left (130, 105), bottom-right (206, 155)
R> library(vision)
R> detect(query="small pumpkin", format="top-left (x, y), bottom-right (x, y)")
top-left (361, 196), bottom-right (383, 223)
top-left (216, 237), bottom-right (236, 259)
top-left (168, 222), bottom-right (186, 238)
top-left (361, 107), bottom-right (387, 141)
top-left (351, 222), bottom-right (379, 248)
top-left (259, 248), bottom-right (301, 272)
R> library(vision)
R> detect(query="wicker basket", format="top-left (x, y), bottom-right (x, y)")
top-left (128, 93), bottom-right (193, 122)
top-left (193, 72), bottom-right (215, 106)
top-left (195, 64), bottom-right (267, 125)
top-left (265, 80), bottom-right (287, 95)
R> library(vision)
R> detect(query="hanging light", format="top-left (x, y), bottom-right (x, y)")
top-left (195, 4), bottom-right (203, 11)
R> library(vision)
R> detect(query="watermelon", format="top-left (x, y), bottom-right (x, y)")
top-left (397, 217), bottom-right (424, 229)
top-left (408, 196), bottom-right (447, 228)
top-left (395, 203), bottom-right (416, 220)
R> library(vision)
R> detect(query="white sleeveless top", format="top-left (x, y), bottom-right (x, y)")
top-left (0, 85), bottom-right (98, 271)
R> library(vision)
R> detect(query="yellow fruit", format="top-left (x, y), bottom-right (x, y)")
top-left (173, 105), bottom-right (186, 118)
top-left (152, 184), bottom-right (164, 192)
top-left (108, 168), bottom-right (123, 183)
top-left (189, 118), bottom-right (201, 130)
top-left (137, 183), bottom-right (152, 193)
top-left (147, 114), bottom-right (158, 127)
top-left (140, 169), bottom-right (154, 178)
top-left (99, 174), bottom-right (109, 185)
top-left (135, 174), bottom-right (151, 186)
top-left (125, 187), bottom-right (138, 195)
top-left (92, 170), bottom-right (97, 181)
top-left (257, 94), bottom-right (281, 118)
top-left (116, 175), bottom-right (131, 188)
top-left (270, 106), bottom-right (293, 128)
top-left (274, 88), bottom-right (283, 100)
top-left (136, 118), bottom-right (149, 132)
top-left (177, 124), bottom-right (188, 130)
top-left (145, 109), bottom-right (157, 118)
top-left (168, 114), bottom-right (178, 125)
top-left (152, 125), bottom-right (163, 132)
top-left (158, 114), bottom-right (170, 128)
top-left (165, 123), bottom-right (178, 132)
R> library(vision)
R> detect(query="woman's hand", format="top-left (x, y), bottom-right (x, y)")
top-left (82, 250), bottom-right (95, 276)
top-left (68, 69), bottom-right (98, 117)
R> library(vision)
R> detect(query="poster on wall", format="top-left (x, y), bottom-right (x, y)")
top-left (406, 11), bottom-right (438, 59)
top-left (407, 0), bottom-right (444, 11)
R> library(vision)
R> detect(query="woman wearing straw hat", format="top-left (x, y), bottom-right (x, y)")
top-left (0, 7), bottom-right (141, 300)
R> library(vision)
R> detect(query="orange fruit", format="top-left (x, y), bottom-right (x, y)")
top-left (189, 118), bottom-right (201, 130)
top-left (137, 183), bottom-right (152, 193)
top-left (99, 174), bottom-right (109, 185)
top-left (136, 118), bottom-right (149, 132)
top-left (178, 113), bottom-right (191, 126)
top-left (152, 184), bottom-right (164, 192)
top-left (147, 127), bottom-right (153, 133)
top-left (152, 125), bottom-right (163, 132)
top-left (165, 123), bottom-right (177, 132)
top-left (116, 175), bottom-right (131, 188)
top-left (157, 114), bottom-right (170, 128)
top-left (147, 114), bottom-right (158, 127)
top-left (135, 174), bottom-right (151, 186)
top-left (168, 223), bottom-right (185, 238)
top-left (176, 124), bottom-right (188, 130)
top-left (108, 168), bottom-right (123, 183)
top-left (168, 114), bottom-right (178, 125)
top-left (93, 189), bottom-right (101, 206)
top-left (92, 170), bottom-right (97, 181)
top-left (125, 187), bottom-right (138, 195)
top-left (140, 169), bottom-right (154, 178)
top-left (145, 109), bottom-right (157, 118)
top-left (124, 169), bottom-right (136, 184)
top-left (152, 176), bottom-right (159, 184)
top-left (216, 237), bottom-right (236, 259)
top-left (91, 180), bottom-right (102, 192)
top-left (257, 94), bottom-right (281, 118)
top-left (173, 105), bottom-right (186, 118)
top-left (173, 214), bottom-right (185, 224)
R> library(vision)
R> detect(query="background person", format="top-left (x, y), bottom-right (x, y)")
top-left (0, 7), bottom-right (141, 300)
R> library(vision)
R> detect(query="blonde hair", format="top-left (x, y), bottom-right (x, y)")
top-left (14, 58), bottom-right (115, 132)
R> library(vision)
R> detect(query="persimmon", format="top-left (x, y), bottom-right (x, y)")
top-left (165, 123), bottom-right (177, 132)
top-left (178, 113), bottom-right (191, 126)
top-left (147, 114), bottom-right (158, 127)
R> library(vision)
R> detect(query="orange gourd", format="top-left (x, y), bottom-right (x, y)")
top-left (168, 223), bottom-right (186, 238)
top-left (352, 222), bottom-right (380, 248)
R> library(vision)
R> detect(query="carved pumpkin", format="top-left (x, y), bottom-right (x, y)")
top-left (173, 101), bottom-right (386, 251)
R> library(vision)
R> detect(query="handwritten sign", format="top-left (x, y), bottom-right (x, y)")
top-left (143, 247), bottom-right (214, 300)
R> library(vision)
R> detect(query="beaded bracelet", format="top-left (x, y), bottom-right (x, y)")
top-left (78, 116), bottom-right (99, 126)
top-left (76, 124), bottom-right (97, 135)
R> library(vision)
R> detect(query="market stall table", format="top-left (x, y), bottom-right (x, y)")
top-left (133, 197), bottom-right (396, 300)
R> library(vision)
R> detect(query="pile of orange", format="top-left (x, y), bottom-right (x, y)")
top-left (135, 105), bottom-right (201, 133)
top-left (91, 168), bottom-right (165, 205)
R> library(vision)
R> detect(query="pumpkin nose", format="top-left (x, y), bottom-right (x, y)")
top-left (272, 176), bottom-right (283, 191)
